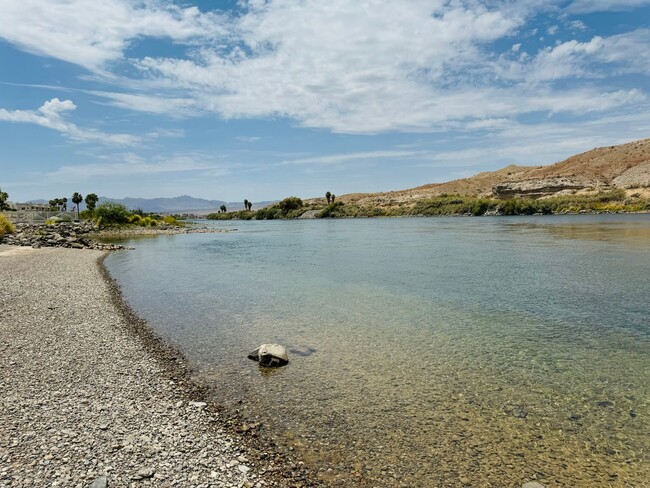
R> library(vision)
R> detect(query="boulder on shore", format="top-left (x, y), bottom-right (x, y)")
top-left (247, 344), bottom-right (289, 367)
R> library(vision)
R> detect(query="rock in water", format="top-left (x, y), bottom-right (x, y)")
top-left (248, 344), bottom-right (289, 367)
top-left (522, 482), bottom-right (546, 488)
top-left (89, 475), bottom-right (108, 488)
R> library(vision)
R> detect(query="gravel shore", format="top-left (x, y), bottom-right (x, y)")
top-left (0, 246), bottom-right (305, 488)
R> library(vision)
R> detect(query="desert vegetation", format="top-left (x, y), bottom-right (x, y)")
top-left (208, 189), bottom-right (650, 221)
top-left (0, 213), bottom-right (15, 237)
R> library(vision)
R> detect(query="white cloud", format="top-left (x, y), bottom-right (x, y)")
top-left (414, 108), bottom-right (650, 169)
top-left (90, 91), bottom-right (198, 116)
top-left (122, 0), bottom-right (531, 132)
top-left (570, 20), bottom-right (587, 31)
top-left (498, 29), bottom-right (650, 82)
top-left (280, 150), bottom-right (431, 166)
top-left (0, 1), bottom-right (648, 136)
top-left (0, 98), bottom-right (140, 145)
top-left (0, 0), bottom-right (228, 71)
top-left (567, 0), bottom-right (650, 13)
top-left (47, 152), bottom-right (223, 179)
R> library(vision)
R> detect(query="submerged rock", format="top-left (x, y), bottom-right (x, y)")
top-left (522, 482), bottom-right (546, 488)
top-left (288, 345), bottom-right (317, 357)
top-left (248, 344), bottom-right (289, 367)
top-left (89, 475), bottom-right (108, 488)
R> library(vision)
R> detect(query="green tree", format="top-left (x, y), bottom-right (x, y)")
top-left (95, 202), bottom-right (130, 224)
top-left (84, 193), bottom-right (98, 212)
top-left (247, 201), bottom-right (253, 211)
top-left (331, 194), bottom-right (336, 202)
top-left (325, 191), bottom-right (331, 204)
top-left (61, 197), bottom-right (68, 211)
top-left (0, 188), bottom-right (9, 211)
top-left (72, 192), bottom-right (83, 219)
top-left (244, 199), bottom-right (249, 211)
top-left (220, 204), bottom-right (227, 213)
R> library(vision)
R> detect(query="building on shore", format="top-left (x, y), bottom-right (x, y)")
top-left (8, 202), bottom-right (52, 211)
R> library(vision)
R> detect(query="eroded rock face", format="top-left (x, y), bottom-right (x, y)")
top-left (248, 344), bottom-right (289, 367)
top-left (492, 177), bottom-right (596, 198)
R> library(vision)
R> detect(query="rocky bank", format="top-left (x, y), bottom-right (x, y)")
top-left (1, 222), bottom-right (233, 251)
top-left (0, 247), bottom-right (314, 487)
top-left (2, 222), bottom-right (124, 251)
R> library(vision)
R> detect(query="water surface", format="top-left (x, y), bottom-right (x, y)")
top-left (105, 215), bottom-right (650, 487)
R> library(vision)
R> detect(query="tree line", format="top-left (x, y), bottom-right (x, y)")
top-left (48, 193), bottom-right (99, 218)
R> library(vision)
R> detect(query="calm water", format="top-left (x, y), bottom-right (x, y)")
top-left (105, 215), bottom-right (650, 487)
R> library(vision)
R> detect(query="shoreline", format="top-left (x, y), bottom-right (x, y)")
top-left (0, 246), bottom-right (317, 487)
top-left (96, 253), bottom-right (318, 487)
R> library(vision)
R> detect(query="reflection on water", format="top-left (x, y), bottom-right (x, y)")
top-left (506, 219), bottom-right (650, 247)
top-left (106, 215), bottom-right (650, 487)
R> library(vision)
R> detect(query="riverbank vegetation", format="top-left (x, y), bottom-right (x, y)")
top-left (207, 190), bottom-right (650, 220)
top-left (0, 213), bottom-right (15, 237)
top-left (78, 202), bottom-right (184, 228)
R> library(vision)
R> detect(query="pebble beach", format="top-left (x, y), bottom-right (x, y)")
top-left (0, 246), bottom-right (307, 488)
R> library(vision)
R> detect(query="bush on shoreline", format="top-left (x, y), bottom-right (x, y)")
top-left (0, 213), bottom-right (15, 237)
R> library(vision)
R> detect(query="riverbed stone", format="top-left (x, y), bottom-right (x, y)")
top-left (89, 475), bottom-right (108, 488)
top-left (522, 482), bottom-right (546, 488)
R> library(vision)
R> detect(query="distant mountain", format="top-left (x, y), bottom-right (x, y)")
top-left (99, 195), bottom-right (277, 213)
top-left (99, 195), bottom-right (227, 213)
top-left (22, 195), bottom-right (276, 213)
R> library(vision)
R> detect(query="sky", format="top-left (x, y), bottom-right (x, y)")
top-left (0, 0), bottom-right (649, 203)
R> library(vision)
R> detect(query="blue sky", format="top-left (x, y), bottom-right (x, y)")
top-left (1, 0), bottom-right (649, 202)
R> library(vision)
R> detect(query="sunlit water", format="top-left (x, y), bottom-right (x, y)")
top-left (105, 215), bottom-right (650, 487)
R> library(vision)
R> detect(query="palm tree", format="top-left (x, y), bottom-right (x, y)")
top-left (220, 204), bottom-right (227, 213)
top-left (244, 199), bottom-right (249, 211)
top-left (247, 201), bottom-right (252, 211)
top-left (331, 194), bottom-right (336, 202)
top-left (61, 197), bottom-right (68, 211)
top-left (72, 192), bottom-right (83, 219)
top-left (325, 191), bottom-right (331, 204)
top-left (85, 193), bottom-right (98, 212)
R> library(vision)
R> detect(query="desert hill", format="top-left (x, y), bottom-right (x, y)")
top-left (315, 138), bottom-right (650, 207)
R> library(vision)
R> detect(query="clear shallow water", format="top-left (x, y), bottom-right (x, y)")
top-left (105, 215), bottom-right (650, 487)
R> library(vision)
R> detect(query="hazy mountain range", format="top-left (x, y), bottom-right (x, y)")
top-left (28, 195), bottom-right (276, 213)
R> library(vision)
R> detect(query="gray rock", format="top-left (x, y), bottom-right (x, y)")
top-left (89, 475), bottom-right (108, 488)
top-left (248, 343), bottom-right (289, 367)
top-left (133, 467), bottom-right (155, 480)
top-left (522, 482), bottom-right (546, 488)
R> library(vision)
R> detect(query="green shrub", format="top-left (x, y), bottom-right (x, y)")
top-left (79, 209), bottom-right (94, 220)
top-left (0, 213), bottom-right (15, 237)
top-left (95, 202), bottom-right (130, 225)
top-left (162, 215), bottom-right (177, 225)
top-left (128, 214), bottom-right (143, 225)
top-left (318, 201), bottom-right (344, 218)
top-left (278, 197), bottom-right (303, 213)
top-left (46, 213), bottom-right (73, 223)
top-left (255, 208), bottom-right (279, 220)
